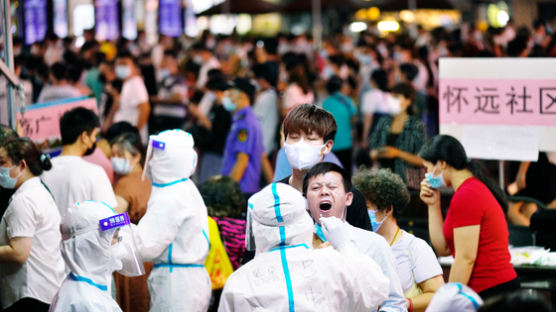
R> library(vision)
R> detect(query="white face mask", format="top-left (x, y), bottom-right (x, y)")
top-left (386, 94), bottom-right (402, 115)
top-left (193, 55), bottom-right (203, 64)
top-left (284, 140), bottom-right (325, 170)
top-left (111, 157), bottom-right (132, 175)
top-left (115, 65), bottom-right (131, 79)
top-left (159, 69), bottom-right (170, 80)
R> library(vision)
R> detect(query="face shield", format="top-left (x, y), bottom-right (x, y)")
top-left (142, 130), bottom-right (197, 183)
top-left (141, 138), bottom-right (165, 181)
top-left (245, 202), bottom-right (256, 251)
top-left (99, 212), bottom-right (145, 277)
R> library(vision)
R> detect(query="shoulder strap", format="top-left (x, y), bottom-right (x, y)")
top-left (40, 180), bottom-right (56, 202)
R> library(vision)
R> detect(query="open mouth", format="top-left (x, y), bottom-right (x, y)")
top-left (319, 202), bottom-right (332, 211)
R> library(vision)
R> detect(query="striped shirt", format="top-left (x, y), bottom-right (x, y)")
top-left (213, 217), bottom-right (246, 269)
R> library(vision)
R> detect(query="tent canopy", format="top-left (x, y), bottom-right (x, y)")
top-left (376, 0), bottom-right (454, 11)
top-left (197, 0), bottom-right (282, 16)
top-left (280, 0), bottom-right (367, 12)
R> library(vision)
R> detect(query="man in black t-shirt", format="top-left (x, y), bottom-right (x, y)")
top-left (188, 77), bottom-right (232, 183)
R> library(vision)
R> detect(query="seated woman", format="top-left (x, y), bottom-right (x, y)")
top-left (353, 167), bottom-right (444, 312)
top-left (368, 83), bottom-right (426, 189)
top-left (110, 131), bottom-right (152, 312)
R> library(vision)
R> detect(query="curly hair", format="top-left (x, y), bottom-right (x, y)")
top-left (352, 168), bottom-right (410, 219)
top-left (199, 175), bottom-right (246, 219)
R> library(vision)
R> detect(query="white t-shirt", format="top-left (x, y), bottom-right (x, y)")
top-left (0, 177), bottom-right (65, 308)
top-left (41, 156), bottom-right (117, 216)
top-left (114, 76), bottom-right (149, 143)
top-left (198, 91), bottom-right (217, 117)
top-left (349, 224), bottom-right (407, 312)
top-left (361, 89), bottom-right (391, 115)
top-left (37, 85), bottom-right (81, 103)
top-left (391, 230), bottom-right (443, 294)
top-left (253, 88), bottom-right (279, 154)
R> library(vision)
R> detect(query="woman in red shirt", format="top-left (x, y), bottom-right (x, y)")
top-left (419, 135), bottom-right (517, 300)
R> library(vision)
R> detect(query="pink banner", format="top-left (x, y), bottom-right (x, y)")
top-left (17, 97), bottom-right (98, 142)
top-left (439, 78), bottom-right (556, 126)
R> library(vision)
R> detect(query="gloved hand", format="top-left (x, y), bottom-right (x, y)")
top-left (320, 216), bottom-right (352, 252)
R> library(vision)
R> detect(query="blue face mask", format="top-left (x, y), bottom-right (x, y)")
top-left (0, 166), bottom-right (20, 189)
top-left (425, 170), bottom-right (446, 189)
top-left (111, 157), bottom-right (132, 175)
top-left (368, 210), bottom-right (384, 233)
top-left (159, 69), bottom-right (170, 80)
top-left (221, 96), bottom-right (236, 112)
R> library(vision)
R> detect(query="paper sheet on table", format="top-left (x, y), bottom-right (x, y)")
top-left (510, 246), bottom-right (549, 266)
top-left (462, 125), bottom-right (540, 161)
top-left (438, 247), bottom-right (556, 267)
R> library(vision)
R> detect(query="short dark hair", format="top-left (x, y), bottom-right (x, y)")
top-left (1, 138), bottom-right (51, 176)
top-left (371, 69), bottom-right (388, 91)
top-left (352, 168), bottom-right (410, 219)
top-left (51, 62), bottom-right (67, 81)
top-left (67, 65), bottom-right (83, 83)
top-left (60, 107), bottom-right (100, 145)
top-left (391, 82), bottom-right (416, 101)
top-left (191, 42), bottom-right (209, 52)
top-left (102, 121), bottom-right (139, 143)
top-left (399, 63), bottom-right (419, 82)
top-left (283, 104), bottom-right (337, 143)
top-left (303, 162), bottom-right (351, 195)
top-left (199, 175), bottom-right (245, 218)
top-left (0, 124), bottom-right (18, 144)
top-left (232, 77), bottom-right (255, 105)
top-left (325, 75), bottom-right (343, 94)
top-left (116, 50), bottom-right (134, 61)
top-left (252, 63), bottom-right (272, 84)
top-left (263, 37), bottom-right (278, 55)
top-left (206, 76), bottom-right (230, 91)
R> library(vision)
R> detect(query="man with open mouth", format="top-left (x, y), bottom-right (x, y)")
top-left (304, 162), bottom-right (406, 312)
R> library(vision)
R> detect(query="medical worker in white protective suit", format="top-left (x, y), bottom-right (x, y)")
top-left (218, 182), bottom-right (390, 312)
top-left (50, 200), bottom-right (145, 311)
top-left (134, 129), bottom-right (211, 312)
top-left (425, 283), bottom-right (483, 312)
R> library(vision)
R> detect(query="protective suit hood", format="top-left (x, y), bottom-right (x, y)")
top-left (426, 283), bottom-right (483, 312)
top-left (60, 201), bottom-right (118, 284)
top-left (145, 130), bottom-right (197, 185)
top-left (248, 183), bottom-right (313, 254)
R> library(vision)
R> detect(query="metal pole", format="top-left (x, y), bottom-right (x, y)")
top-left (312, 0), bottom-right (322, 50)
top-left (2, 0), bottom-right (16, 130)
top-left (498, 160), bottom-right (505, 189)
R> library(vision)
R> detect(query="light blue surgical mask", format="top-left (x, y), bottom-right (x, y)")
top-left (0, 166), bottom-right (20, 189)
top-left (221, 96), bottom-right (236, 112)
top-left (368, 209), bottom-right (384, 233)
top-left (159, 69), bottom-right (170, 80)
top-left (425, 169), bottom-right (446, 189)
top-left (111, 157), bottom-right (132, 175)
top-left (115, 65), bottom-right (131, 80)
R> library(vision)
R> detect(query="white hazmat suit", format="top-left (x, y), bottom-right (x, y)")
top-left (426, 283), bottom-right (483, 312)
top-left (218, 182), bottom-right (389, 312)
top-left (49, 201), bottom-right (125, 312)
top-left (134, 130), bottom-right (211, 312)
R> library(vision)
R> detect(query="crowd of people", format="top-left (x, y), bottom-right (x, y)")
top-left (1, 17), bottom-right (556, 312)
